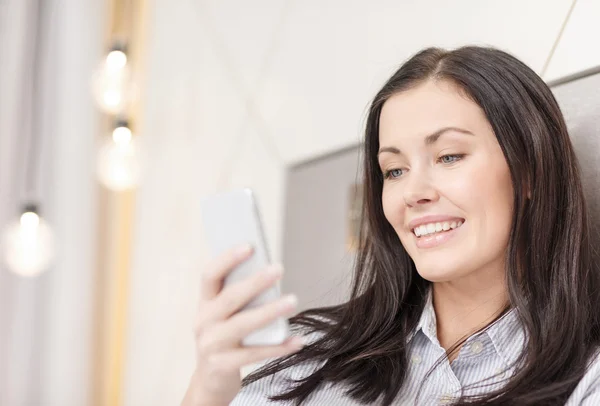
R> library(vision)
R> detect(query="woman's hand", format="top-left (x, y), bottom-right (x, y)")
top-left (182, 244), bottom-right (305, 406)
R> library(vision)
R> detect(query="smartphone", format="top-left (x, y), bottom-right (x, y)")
top-left (200, 188), bottom-right (290, 346)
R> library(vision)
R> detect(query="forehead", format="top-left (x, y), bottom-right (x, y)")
top-left (379, 80), bottom-right (489, 144)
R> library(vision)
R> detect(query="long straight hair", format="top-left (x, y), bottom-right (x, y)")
top-left (243, 46), bottom-right (600, 405)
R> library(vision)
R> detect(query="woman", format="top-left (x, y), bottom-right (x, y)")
top-left (183, 46), bottom-right (600, 405)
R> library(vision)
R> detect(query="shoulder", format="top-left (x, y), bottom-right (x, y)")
top-left (232, 357), bottom-right (326, 405)
top-left (231, 330), bottom-right (328, 405)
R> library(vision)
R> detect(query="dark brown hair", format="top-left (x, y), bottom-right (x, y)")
top-left (243, 46), bottom-right (600, 405)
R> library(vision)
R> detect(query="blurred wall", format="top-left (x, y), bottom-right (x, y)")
top-left (282, 147), bottom-right (362, 312)
top-left (0, 0), bottom-right (103, 405)
top-left (122, 1), bottom-right (600, 405)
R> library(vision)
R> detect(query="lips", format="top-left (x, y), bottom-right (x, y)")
top-left (408, 215), bottom-right (465, 233)
top-left (406, 215), bottom-right (466, 249)
top-left (413, 221), bottom-right (464, 249)
top-left (413, 219), bottom-right (464, 237)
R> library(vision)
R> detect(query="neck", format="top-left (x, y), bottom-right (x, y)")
top-left (432, 268), bottom-right (508, 355)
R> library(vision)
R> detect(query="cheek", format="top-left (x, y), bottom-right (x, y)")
top-left (446, 153), bottom-right (513, 209)
top-left (381, 184), bottom-right (415, 252)
top-left (476, 160), bottom-right (513, 212)
top-left (381, 184), bottom-right (405, 235)
top-left (381, 187), bottom-right (393, 224)
top-left (486, 170), bottom-right (514, 243)
top-left (463, 159), bottom-right (514, 244)
top-left (381, 184), bottom-right (404, 228)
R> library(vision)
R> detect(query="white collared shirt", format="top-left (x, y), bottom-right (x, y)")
top-left (231, 293), bottom-right (600, 405)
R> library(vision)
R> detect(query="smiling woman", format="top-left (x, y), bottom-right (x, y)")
top-left (378, 80), bottom-right (514, 290)
top-left (183, 46), bottom-right (600, 406)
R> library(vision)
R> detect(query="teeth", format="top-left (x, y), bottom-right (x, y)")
top-left (413, 220), bottom-right (463, 237)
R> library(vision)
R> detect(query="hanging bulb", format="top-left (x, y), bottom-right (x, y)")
top-left (97, 119), bottom-right (143, 191)
top-left (2, 204), bottom-right (55, 277)
top-left (91, 44), bottom-right (135, 114)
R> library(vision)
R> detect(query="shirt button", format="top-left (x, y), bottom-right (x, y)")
top-left (470, 341), bottom-right (484, 354)
top-left (411, 354), bottom-right (422, 364)
top-left (439, 394), bottom-right (454, 404)
top-left (495, 367), bottom-right (507, 378)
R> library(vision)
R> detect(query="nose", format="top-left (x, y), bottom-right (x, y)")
top-left (403, 172), bottom-right (440, 207)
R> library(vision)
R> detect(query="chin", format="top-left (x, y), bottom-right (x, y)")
top-left (415, 265), bottom-right (463, 283)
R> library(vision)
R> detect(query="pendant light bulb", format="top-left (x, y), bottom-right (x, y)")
top-left (2, 204), bottom-right (55, 277)
top-left (97, 120), bottom-right (142, 191)
top-left (91, 44), bottom-right (134, 115)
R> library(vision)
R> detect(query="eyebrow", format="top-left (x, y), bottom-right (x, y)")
top-left (377, 127), bottom-right (474, 157)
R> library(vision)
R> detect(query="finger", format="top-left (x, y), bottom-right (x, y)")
top-left (208, 337), bottom-right (306, 370)
top-left (199, 294), bottom-right (297, 352)
top-left (214, 294), bottom-right (298, 347)
top-left (200, 244), bottom-right (253, 300)
top-left (209, 264), bottom-right (284, 322)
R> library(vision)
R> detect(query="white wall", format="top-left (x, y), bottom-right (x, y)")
top-left (123, 1), bottom-right (599, 405)
top-left (543, 0), bottom-right (600, 82)
top-left (38, 1), bottom-right (103, 404)
top-left (0, 0), bottom-right (103, 405)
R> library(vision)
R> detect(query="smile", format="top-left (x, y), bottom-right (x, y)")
top-left (412, 220), bottom-right (464, 237)
top-left (411, 219), bottom-right (465, 249)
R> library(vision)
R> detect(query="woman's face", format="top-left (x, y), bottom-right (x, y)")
top-left (378, 79), bottom-right (514, 283)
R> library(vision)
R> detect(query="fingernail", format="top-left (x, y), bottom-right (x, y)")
top-left (266, 264), bottom-right (284, 277)
top-left (236, 244), bottom-right (252, 257)
top-left (283, 294), bottom-right (298, 307)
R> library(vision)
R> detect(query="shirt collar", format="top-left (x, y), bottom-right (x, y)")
top-left (486, 307), bottom-right (527, 368)
top-left (407, 288), bottom-right (437, 344)
top-left (407, 287), bottom-right (527, 367)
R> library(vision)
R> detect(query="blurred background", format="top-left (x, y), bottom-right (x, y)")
top-left (1, 0), bottom-right (599, 405)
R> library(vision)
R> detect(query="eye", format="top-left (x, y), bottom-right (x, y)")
top-left (384, 168), bottom-right (405, 179)
top-left (438, 154), bottom-right (465, 164)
